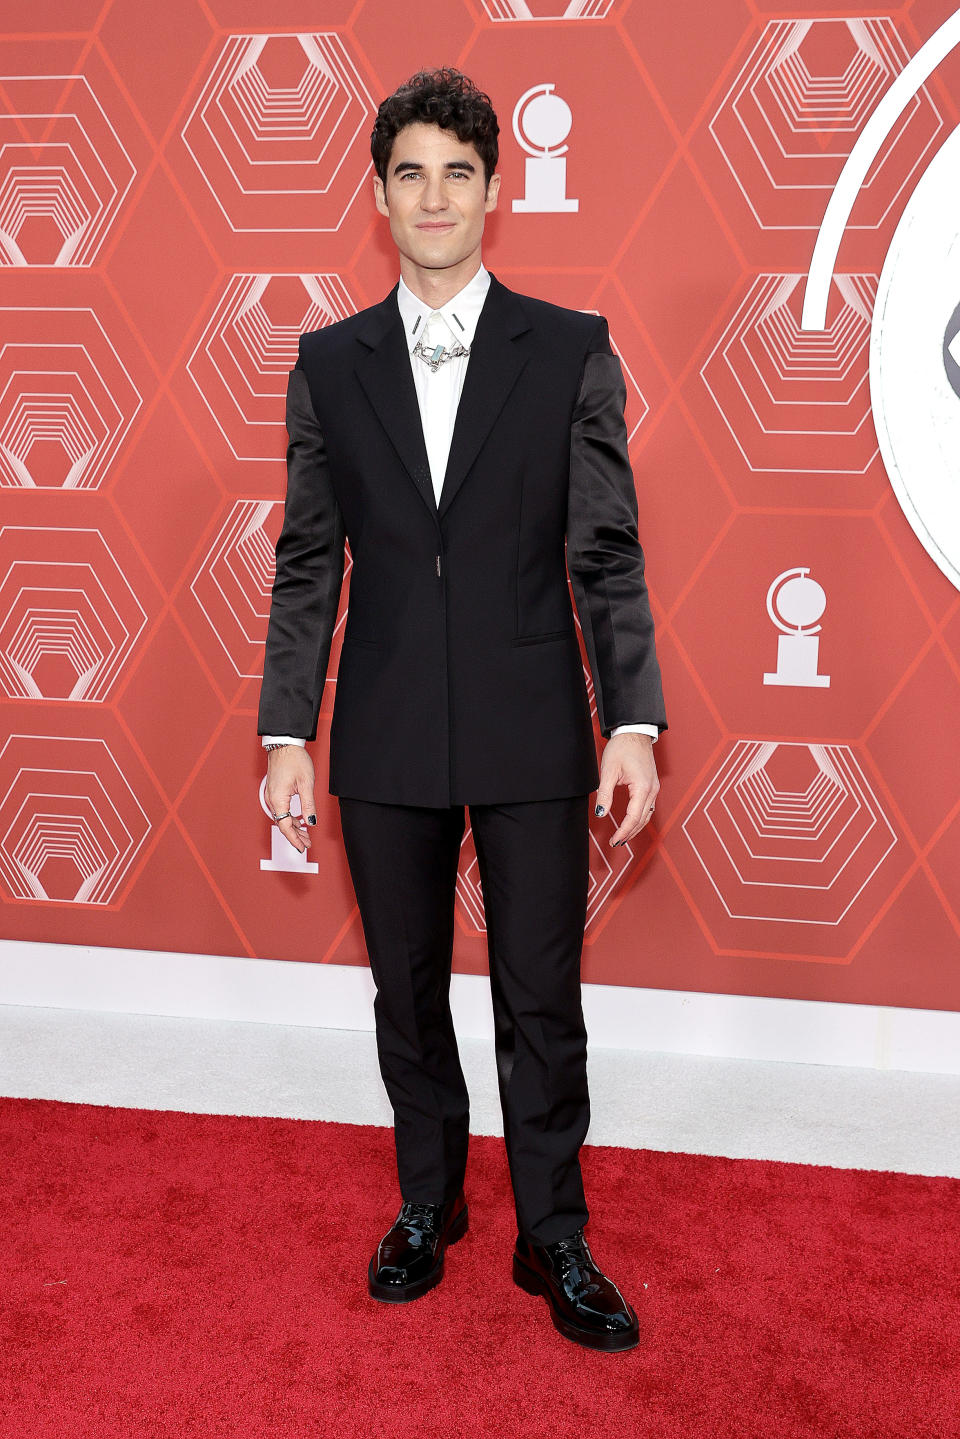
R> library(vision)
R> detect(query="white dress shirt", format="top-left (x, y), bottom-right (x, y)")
top-left (263, 262), bottom-right (657, 747)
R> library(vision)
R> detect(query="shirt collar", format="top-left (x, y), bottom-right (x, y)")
top-left (396, 263), bottom-right (491, 354)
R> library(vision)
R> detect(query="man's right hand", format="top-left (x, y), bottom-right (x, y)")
top-left (264, 746), bottom-right (316, 853)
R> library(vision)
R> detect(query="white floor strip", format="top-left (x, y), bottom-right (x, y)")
top-left (5, 941), bottom-right (960, 1076)
top-left (2, 1003), bottom-right (959, 1179)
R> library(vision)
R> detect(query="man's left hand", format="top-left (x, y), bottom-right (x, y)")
top-left (596, 733), bottom-right (660, 846)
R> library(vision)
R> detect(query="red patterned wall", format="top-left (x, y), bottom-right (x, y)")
top-left (2, 0), bottom-right (960, 1013)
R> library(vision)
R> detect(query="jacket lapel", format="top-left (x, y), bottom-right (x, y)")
top-left (354, 286), bottom-right (436, 519)
top-left (437, 272), bottom-right (531, 519)
top-left (353, 271), bottom-right (533, 524)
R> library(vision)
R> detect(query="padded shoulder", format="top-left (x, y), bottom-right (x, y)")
top-left (297, 302), bottom-right (384, 364)
top-left (510, 288), bottom-right (605, 347)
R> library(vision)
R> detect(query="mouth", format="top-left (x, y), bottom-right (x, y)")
top-left (417, 222), bottom-right (455, 231)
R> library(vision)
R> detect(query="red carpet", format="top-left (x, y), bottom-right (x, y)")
top-left (2, 1096), bottom-right (958, 1438)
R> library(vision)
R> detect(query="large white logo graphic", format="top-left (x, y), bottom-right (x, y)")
top-left (803, 10), bottom-right (960, 591)
top-left (870, 127), bottom-right (960, 589)
top-left (512, 84), bottom-right (579, 214)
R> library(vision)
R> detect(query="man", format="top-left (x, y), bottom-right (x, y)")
top-left (258, 68), bottom-right (666, 1353)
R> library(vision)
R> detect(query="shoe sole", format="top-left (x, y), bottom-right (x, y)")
top-left (512, 1252), bottom-right (640, 1352)
top-left (367, 1203), bottom-right (469, 1303)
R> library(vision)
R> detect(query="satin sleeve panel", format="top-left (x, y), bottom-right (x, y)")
top-left (257, 362), bottom-right (346, 742)
top-left (565, 317), bottom-right (667, 739)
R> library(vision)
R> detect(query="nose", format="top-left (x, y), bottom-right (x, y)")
top-left (421, 175), bottom-right (448, 213)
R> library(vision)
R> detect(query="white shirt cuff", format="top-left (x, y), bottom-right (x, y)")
top-left (261, 736), bottom-right (307, 747)
top-left (610, 723), bottom-right (659, 741)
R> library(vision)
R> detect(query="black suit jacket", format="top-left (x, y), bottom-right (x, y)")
top-left (257, 270), bottom-right (666, 808)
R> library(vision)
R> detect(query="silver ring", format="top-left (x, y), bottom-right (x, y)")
top-left (273, 811), bottom-right (292, 823)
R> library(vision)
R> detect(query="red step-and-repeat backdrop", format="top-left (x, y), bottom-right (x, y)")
top-left (2, 0), bottom-right (960, 1013)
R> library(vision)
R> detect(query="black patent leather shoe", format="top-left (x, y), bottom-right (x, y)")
top-left (513, 1228), bottom-right (640, 1351)
top-left (368, 1191), bottom-right (468, 1303)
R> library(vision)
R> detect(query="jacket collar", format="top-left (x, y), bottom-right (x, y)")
top-left (354, 268), bottom-right (532, 523)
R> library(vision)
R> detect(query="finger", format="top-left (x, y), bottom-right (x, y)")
top-left (269, 795), bottom-right (305, 849)
top-left (276, 817), bottom-right (308, 853)
top-left (270, 807), bottom-right (308, 850)
top-left (594, 763), bottom-right (620, 819)
top-left (635, 797), bottom-right (659, 839)
top-left (297, 778), bottom-right (317, 827)
top-left (265, 781), bottom-right (295, 819)
top-left (610, 787), bottom-right (656, 845)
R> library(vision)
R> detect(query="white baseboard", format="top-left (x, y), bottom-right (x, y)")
top-left (1, 939), bottom-right (958, 1076)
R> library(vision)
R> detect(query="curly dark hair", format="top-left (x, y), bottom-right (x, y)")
top-left (370, 67), bottom-right (499, 189)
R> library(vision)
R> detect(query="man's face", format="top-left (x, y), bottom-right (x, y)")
top-left (373, 121), bottom-right (500, 271)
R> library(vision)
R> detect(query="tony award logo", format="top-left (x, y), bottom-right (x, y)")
top-left (763, 567), bottom-right (831, 689)
top-left (511, 83), bottom-right (579, 214)
top-left (258, 776), bottom-right (318, 875)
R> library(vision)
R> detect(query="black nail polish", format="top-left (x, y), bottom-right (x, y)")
top-left (595, 804), bottom-right (605, 816)
top-left (307, 814), bottom-right (317, 825)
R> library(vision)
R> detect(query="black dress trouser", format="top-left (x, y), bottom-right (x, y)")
top-left (337, 792), bottom-right (592, 1247)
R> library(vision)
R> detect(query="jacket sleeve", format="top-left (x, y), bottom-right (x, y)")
top-left (565, 316), bottom-right (667, 739)
top-left (257, 360), bottom-right (346, 742)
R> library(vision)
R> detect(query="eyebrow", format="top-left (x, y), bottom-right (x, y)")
top-left (392, 158), bottom-right (477, 176)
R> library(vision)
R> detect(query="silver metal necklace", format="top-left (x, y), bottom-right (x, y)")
top-left (411, 311), bottom-right (471, 372)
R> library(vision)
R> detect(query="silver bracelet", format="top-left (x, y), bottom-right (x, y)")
top-left (264, 742), bottom-right (293, 751)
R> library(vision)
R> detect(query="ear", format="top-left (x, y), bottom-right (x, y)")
top-left (485, 172), bottom-right (501, 211)
top-left (373, 174), bottom-right (389, 216)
